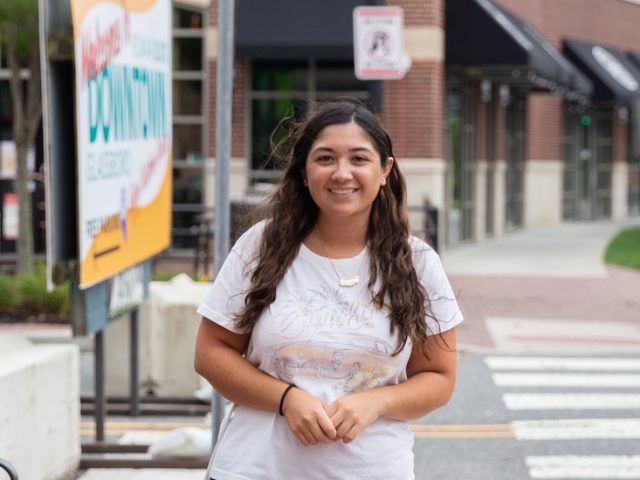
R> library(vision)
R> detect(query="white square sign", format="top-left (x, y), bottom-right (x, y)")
top-left (353, 6), bottom-right (409, 80)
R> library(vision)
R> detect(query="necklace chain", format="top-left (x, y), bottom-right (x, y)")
top-left (315, 233), bottom-right (365, 287)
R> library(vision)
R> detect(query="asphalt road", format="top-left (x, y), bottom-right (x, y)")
top-left (413, 352), bottom-right (640, 480)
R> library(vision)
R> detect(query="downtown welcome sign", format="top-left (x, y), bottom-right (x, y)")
top-left (70, 0), bottom-right (172, 289)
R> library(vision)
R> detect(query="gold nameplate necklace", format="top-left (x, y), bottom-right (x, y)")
top-left (316, 233), bottom-right (365, 287)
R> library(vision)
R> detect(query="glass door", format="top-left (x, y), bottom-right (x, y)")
top-left (563, 108), bottom-right (612, 220)
top-left (445, 76), bottom-right (475, 245)
top-left (505, 94), bottom-right (525, 230)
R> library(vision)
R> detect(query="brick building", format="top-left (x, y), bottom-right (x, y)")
top-left (5, 0), bottom-right (638, 259)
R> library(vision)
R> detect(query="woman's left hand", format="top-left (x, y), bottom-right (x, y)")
top-left (326, 390), bottom-right (386, 444)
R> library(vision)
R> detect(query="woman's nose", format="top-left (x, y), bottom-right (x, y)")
top-left (331, 160), bottom-right (353, 181)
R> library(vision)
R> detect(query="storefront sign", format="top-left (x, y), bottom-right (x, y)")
top-left (353, 6), bottom-right (409, 80)
top-left (592, 46), bottom-right (639, 92)
top-left (70, 0), bottom-right (172, 289)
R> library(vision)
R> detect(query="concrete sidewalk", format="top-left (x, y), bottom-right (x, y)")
top-left (441, 218), bottom-right (640, 354)
top-left (440, 218), bottom-right (640, 278)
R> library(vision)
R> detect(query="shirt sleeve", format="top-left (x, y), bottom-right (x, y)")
top-left (411, 237), bottom-right (464, 335)
top-left (196, 222), bottom-right (264, 334)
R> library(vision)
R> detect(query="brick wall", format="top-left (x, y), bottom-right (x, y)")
top-left (526, 95), bottom-right (562, 161)
top-left (383, 62), bottom-right (444, 159)
top-left (207, 0), bottom-right (245, 159)
top-left (208, 0), bottom-right (217, 25)
top-left (498, 0), bottom-right (640, 50)
top-left (383, 0), bottom-right (444, 159)
top-left (495, 0), bottom-right (640, 163)
top-left (387, 0), bottom-right (444, 27)
top-left (494, 96), bottom-right (506, 161)
top-left (475, 86), bottom-right (487, 161)
top-left (613, 109), bottom-right (629, 164)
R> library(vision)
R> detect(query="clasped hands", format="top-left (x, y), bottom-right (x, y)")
top-left (282, 387), bottom-right (383, 446)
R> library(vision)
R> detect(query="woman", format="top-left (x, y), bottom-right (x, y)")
top-left (195, 99), bottom-right (463, 480)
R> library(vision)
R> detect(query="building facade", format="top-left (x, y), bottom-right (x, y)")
top-left (2, 0), bottom-right (639, 262)
top-left (193, 0), bottom-right (640, 254)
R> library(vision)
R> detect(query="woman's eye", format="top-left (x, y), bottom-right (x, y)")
top-left (353, 156), bottom-right (368, 163)
top-left (317, 156), bottom-right (333, 163)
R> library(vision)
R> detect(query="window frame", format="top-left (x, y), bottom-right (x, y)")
top-left (247, 59), bottom-right (370, 184)
top-left (170, 2), bottom-right (209, 252)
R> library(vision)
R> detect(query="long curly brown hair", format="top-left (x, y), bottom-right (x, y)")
top-left (236, 99), bottom-right (439, 354)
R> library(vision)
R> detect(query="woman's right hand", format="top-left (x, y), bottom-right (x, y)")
top-left (282, 387), bottom-right (337, 446)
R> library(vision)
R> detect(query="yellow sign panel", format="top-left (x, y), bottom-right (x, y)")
top-left (70, 0), bottom-right (172, 288)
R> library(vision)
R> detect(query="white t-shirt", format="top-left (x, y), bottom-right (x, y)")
top-left (197, 221), bottom-right (463, 480)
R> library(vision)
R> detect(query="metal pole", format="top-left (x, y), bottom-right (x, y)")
top-left (211, 0), bottom-right (235, 447)
top-left (94, 331), bottom-right (105, 442)
top-left (130, 309), bottom-right (140, 416)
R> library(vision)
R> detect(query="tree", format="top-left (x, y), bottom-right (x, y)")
top-left (0, 0), bottom-right (41, 274)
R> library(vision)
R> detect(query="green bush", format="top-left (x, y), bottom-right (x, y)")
top-left (151, 269), bottom-right (202, 282)
top-left (604, 227), bottom-right (640, 271)
top-left (0, 272), bottom-right (20, 309)
top-left (0, 264), bottom-right (70, 320)
top-left (151, 269), bottom-right (181, 282)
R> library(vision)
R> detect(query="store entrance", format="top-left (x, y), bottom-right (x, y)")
top-left (563, 108), bottom-right (612, 220)
top-left (445, 76), bottom-right (475, 245)
top-left (504, 94), bottom-right (526, 231)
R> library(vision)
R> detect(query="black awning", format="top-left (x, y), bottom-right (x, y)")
top-left (446, 0), bottom-right (592, 103)
top-left (236, 0), bottom-right (365, 60)
top-left (629, 52), bottom-right (640, 71)
top-left (564, 40), bottom-right (640, 103)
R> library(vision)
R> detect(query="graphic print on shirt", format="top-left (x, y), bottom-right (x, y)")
top-left (266, 286), bottom-right (400, 394)
top-left (269, 286), bottom-right (377, 339)
top-left (268, 332), bottom-right (399, 393)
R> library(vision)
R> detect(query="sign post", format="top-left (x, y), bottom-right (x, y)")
top-left (41, 0), bottom-right (172, 441)
top-left (212, 0), bottom-right (235, 447)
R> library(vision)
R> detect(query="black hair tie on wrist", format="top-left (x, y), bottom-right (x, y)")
top-left (279, 384), bottom-right (296, 416)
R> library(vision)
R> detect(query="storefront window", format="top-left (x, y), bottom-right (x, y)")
top-left (252, 62), bottom-right (307, 91)
top-left (0, 81), bottom-right (11, 142)
top-left (173, 38), bottom-right (203, 71)
top-left (249, 60), bottom-right (370, 183)
top-left (445, 76), bottom-right (475, 245)
top-left (172, 7), bottom-right (203, 29)
top-left (171, 4), bottom-right (207, 252)
top-left (504, 94), bottom-right (525, 230)
top-left (563, 107), bottom-right (612, 220)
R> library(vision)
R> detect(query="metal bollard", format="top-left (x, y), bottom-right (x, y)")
top-left (0, 459), bottom-right (18, 480)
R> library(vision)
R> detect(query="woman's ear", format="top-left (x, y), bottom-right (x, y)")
top-left (301, 170), bottom-right (308, 187)
top-left (382, 157), bottom-right (394, 184)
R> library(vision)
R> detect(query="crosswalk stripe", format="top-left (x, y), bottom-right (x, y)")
top-left (411, 423), bottom-right (514, 438)
top-left (512, 419), bottom-right (640, 440)
top-left (80, 421), bottom-right (205, 429)
top-left (503, 393), bottom-right (640, 410)
top-left (485, 356), bottom-right (640, 371)
top-left (526, 455), bottom-right (640, 479)
top-left (493, 373), bottom-right (640, 387)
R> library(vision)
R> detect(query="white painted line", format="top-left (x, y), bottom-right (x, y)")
top-left (512, 419), bottom-right (640, 440)
top-left (493, 373), bottom-right (640, 388)
top-left (503, 393), bottom-right (640, 410)
top-left (485, 318), bottom-right (640, 354)
top-left (485, 356), bottom-right (640, 371)
top-left (526, 455), bottom-right (640, 479)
